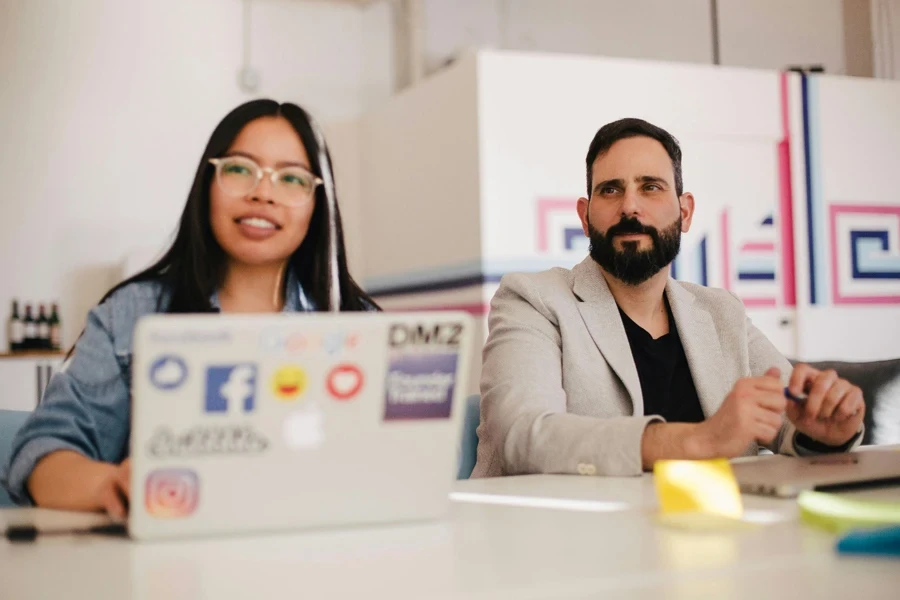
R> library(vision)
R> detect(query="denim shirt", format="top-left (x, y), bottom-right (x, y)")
top-left (1, 273), bottom-right (319, 505)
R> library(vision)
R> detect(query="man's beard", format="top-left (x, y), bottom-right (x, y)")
top-left (588, 214), bottom-right (682, 286)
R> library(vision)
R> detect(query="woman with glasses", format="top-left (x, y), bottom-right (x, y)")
top-left (1, 99), bottom-right (377, 516)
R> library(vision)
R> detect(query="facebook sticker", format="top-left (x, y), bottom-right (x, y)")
top-left (384, 353), bottom-right (458, 420)
top-left (205, 364), bottom-right (257, 414)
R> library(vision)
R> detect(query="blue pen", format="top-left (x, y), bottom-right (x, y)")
top-left (784, 387), bottom-right (807, 404)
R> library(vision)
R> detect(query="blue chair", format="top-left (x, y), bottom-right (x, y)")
top-left (457, 394), bottom-right (481, 479)
top-left (0, 409), bottom-right (30, 507)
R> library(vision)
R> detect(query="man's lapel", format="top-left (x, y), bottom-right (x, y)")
top-left (571, 257), bottom-right (644, 415)
top-left (666, 279), bottom-right (729, 418)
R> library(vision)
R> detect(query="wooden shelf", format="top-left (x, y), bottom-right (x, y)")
top-left (0, 351), bottom-right (65, 360)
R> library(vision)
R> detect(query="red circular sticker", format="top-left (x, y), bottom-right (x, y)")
top-left (326, 363), bottom-right (364, 401)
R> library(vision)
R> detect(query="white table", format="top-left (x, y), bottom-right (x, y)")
top-left (2, 476), bottom-right (898, 600)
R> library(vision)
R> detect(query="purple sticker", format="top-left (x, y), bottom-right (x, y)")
top-left (384, 352), bottom-right (458, 420)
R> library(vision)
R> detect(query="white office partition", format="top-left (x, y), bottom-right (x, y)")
top-left (360, 50), bottom-right (900, 390)
top-left (359, 56), bottom-right (486, 390)
top-left (791, 74), bottom-right (900, 361)
top-left (474, 52), bottom-right (798, 359)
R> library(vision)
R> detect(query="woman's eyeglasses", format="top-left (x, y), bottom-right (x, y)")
top-left (209, 156), bottom-right (323, 206)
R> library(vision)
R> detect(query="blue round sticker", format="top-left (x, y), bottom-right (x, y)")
top-left (149, 355), bottom-right (188, 391)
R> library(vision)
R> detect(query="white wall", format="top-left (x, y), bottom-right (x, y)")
top-left (360, 55), bottom-right (482, 281)
top-left (872, 0), bottom-right (900, 78)
top-left (422, 0), bottom-right (849, 75)
top-left (422, 0), bottom-right (713, 72)
top-left (475, 51), bottom-right (784, 259)
top-left (363, 1), bottom-right (396, 106)
top-left (496, 0), bottom-right (714, 64)
top-left (719, 0), bottom-right (846, 73)
top-left (325, 118), bottom-right (365, 278)
top-left (0, 0), bottom-right (392, 349)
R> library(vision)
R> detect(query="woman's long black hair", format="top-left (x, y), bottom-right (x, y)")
top-left (100, 99), bottom-right (377, 312)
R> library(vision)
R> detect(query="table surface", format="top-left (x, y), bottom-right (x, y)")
top-left (2, 470), bottom-right (899, 599)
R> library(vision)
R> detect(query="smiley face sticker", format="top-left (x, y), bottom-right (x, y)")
top-left (271, 366), bottom-right (307, 401)
top-left (326, 363), bottom-right (364, 401)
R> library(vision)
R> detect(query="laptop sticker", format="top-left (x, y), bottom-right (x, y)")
top-left (323, 333), bottom-right (343, 355)
top-left (147, 424), bottom-right (269, 458)
top-left (271, 365), bottom-right (307, 401)
top-left (284, 406), bottom-right (325, 449)
top-left (384, 353), bottom-right (458, 420)
top-left (260, 328), bottom-right (308, 354)
top-left (326, 363), bottom-right (364, 401)
top-left (149, 355), bottom-right (188, 391)
top-left (260, 329), bottom-right (360, 355)
top-left (145, 469), bottom-right (199, 518)
top-left (204, 364), bottom-right (257, 414)
top-left (388, 322), bottom-right (463, 349)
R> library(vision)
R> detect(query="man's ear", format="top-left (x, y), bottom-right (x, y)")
top-left (577, 196), bottom-right (591, 236)
top-left (679, 192), bottom-right (695, 232)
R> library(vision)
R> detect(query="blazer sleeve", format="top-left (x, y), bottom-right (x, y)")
top-left (476, 273), bottom-right (662, 477)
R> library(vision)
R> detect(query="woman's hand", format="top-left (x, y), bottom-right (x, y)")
top-left (91, 458), bottom-right (131, 519)
top-left (28, 452), bottom-right (131, 518)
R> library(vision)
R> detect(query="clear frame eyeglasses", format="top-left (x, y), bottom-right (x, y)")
top-left (209, 155), bottom-right (323, 207)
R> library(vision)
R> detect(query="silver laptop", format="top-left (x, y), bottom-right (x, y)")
top-left (731, 446), bottom-right (900, 498)
top-left (127, 311), bottom-right (473, 540)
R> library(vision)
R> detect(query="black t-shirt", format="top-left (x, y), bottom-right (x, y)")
top-left (618, 299), bottom-right (705, 423)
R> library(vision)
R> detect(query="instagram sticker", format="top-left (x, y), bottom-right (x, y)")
top-left (145, 469), bottom-right (200, 518)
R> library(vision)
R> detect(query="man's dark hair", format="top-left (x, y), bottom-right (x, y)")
top-left (585, 118), bottom-right (683, 197)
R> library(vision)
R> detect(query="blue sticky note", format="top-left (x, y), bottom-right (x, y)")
top-left (837, 526), bottom-right (900, 557)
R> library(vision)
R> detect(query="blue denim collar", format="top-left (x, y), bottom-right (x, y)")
top-left (209, 268), bottom-right (314, 312)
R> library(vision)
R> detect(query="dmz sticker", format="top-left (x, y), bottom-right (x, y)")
top-left (388, 322), bottom-right (462, 351)
top-left (383, 353), bottom-right (458, 420)
top-left (149, 355), bottom-right (188, 391)
top-left (204, 364), bottom-right (257, 414)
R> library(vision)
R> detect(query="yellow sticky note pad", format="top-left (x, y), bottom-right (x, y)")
top-left (654, 459), bottom-right (744, 520)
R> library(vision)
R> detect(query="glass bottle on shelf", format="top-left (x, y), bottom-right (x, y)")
top-left (49, 303), bottom-right (62, 352)
top-left (37, 304), bottom-right (51, 350)
top-left (7, 299), bottom-right (23, 352)
top-left (22, 304), bottom-right (36, 351)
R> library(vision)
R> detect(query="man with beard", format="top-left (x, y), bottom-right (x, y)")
top-left (471, 118), bottom-right (865, 477)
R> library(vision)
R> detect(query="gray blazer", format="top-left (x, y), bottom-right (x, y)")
top-left (473, 257), bottom-right (834, 478)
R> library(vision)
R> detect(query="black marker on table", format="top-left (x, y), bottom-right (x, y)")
top-left (4, 522), bottom-right (126, 542)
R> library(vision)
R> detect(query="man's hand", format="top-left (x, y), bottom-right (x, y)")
top-left (689, 367), bottom-right (787, 458)
top-left (785, 364), bottom-right (865, 447)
